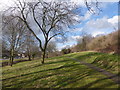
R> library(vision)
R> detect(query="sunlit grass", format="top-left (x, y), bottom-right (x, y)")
top-left (2, 51), bottom-right (119, 88)
top-left (66, 51), bottom-right (119, 74)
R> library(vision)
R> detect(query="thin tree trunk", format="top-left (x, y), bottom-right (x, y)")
top-left (28, 54), bottom-right (31, 61)
top-left (41, 50), bottom-right (46, 64)
top-left (27, 47), bottom-right (31, 61)
top-left (9, 56), bottom-right (12, 66)
top-left (40, 39), bottom-right (48, 64)
top-left (9, 49), bottom-right (14, 66)
top-left (11, 56), bottom-right (14, 66)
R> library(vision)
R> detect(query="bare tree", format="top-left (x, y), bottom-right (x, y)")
top-left (1, 39), bottom-right (10, 58)
top-left (2, 15), bottom-right (26, 66)
top-left (6, 0), bottom-right (80, 64)
top-left (25, 32), bottom-right (32, 61)
top-left (46, 41), bottom-right (57, 58)
top-left (4, 0), bottom-right (101, 64)
top-left (23, 31), bottom-right (38, 60)
top-left (84, 0), bottom-right (102, 14)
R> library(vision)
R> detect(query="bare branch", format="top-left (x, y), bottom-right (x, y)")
top-left (48, 33), bottom-right (61, 42)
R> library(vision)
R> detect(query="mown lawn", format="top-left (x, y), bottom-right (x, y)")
top-left (1, 51), bottom-right (119, 88)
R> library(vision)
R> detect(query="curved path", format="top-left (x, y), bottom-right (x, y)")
top-left (68, 57), bottom-right (120, 86)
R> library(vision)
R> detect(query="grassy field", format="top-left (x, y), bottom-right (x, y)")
top-left (1, 51), bottom-right (119, 88)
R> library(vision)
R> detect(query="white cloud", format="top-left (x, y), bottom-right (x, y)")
top-left (56, 35), bottom-right (82, 50)
top-left (63, 35), bottom-right (81, 44)
top-left (79, 11), bottom-right (92, 21)
top-left (71, 36), bottom-right (82, 40)
top-left (92, 31), bottom-right (105, 37)
top-left (82, 15), bottom-right (119, 36)
top-left (70, 9), bottom-right (92, 23)
top-left (86, 17), bottom-right (112, 29)
top-left (84, 11), bottom-right (92, 20)
top-left (108, 15), bottom-right (120, 30)
top-left (108, 16), bottom-right (118, 24)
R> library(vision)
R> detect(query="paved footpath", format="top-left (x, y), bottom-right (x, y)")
top-left (68, 57), bottom-right (120, 86)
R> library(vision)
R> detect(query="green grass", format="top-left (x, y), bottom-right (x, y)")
top-left (65, 51), bottom-right (119, 74)
top-left (2, 51), bottom-right (119, 88)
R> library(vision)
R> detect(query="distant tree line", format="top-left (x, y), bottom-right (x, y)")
top-left (68, 30), bottom-right (120, 54)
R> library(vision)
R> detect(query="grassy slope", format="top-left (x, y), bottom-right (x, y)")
top-left (65, 51), bottom-right (119, 74)
top-left (2, 51), bottom-right (119, 88)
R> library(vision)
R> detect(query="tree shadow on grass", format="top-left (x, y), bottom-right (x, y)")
top-left (51, 71), bottom-right (90, 88)
top-left (3, 64), bottom-right (118, 88)
top-left (2, 58), bottom-right (71, 75)
top-left (3, 63), bottom-right (81, 88)
top-left (20, 59), bottom-right (71, 71)
top-left (51, 63), bottom-right (119, 88)
top-left (2, 55), bottom-right (66, 67)
top-left (74, 52), bottom-right (100, 62)
top-left (52, 68), bottom-right (96, 88)
top-left (45, 59), bottom-right (71, 65)
top-left (3, 53), bottom-right (119, 88)
top-left (80, 74), bottom-right (120, 88)
top-left (2, 63), bottom-right (80, 82)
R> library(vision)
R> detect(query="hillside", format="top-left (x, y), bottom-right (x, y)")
top-left (88, 30), bottom-right (120, 53)
top-left (2, 51), bottom-right (119, 88)
top-left (70, 30), bottom-right (120, 54)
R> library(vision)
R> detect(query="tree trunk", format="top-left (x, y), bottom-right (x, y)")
top-left (9, 49), bottom-right (14, 66)
top-left (28, 54), bottom-right (31, 61)
top-left (41, 50), bottom-right (46, 64)
top-left (9, 56), bottom-right (12, 66)
top-left (41, 40), bottom-right (48, 64)
top-left (11, 56), bottom-right (14, 66)
top-left (27, 48), bottom-right (31, 61)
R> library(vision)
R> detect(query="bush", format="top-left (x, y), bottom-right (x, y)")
top-left (61, 48), bottom-right (71, 54)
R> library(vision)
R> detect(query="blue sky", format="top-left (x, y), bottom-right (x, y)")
top-left (56, 2), bottom-right (119, 50)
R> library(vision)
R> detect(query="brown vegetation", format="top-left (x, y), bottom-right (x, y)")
top-left (70, 30), bottom-right (119, 54)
